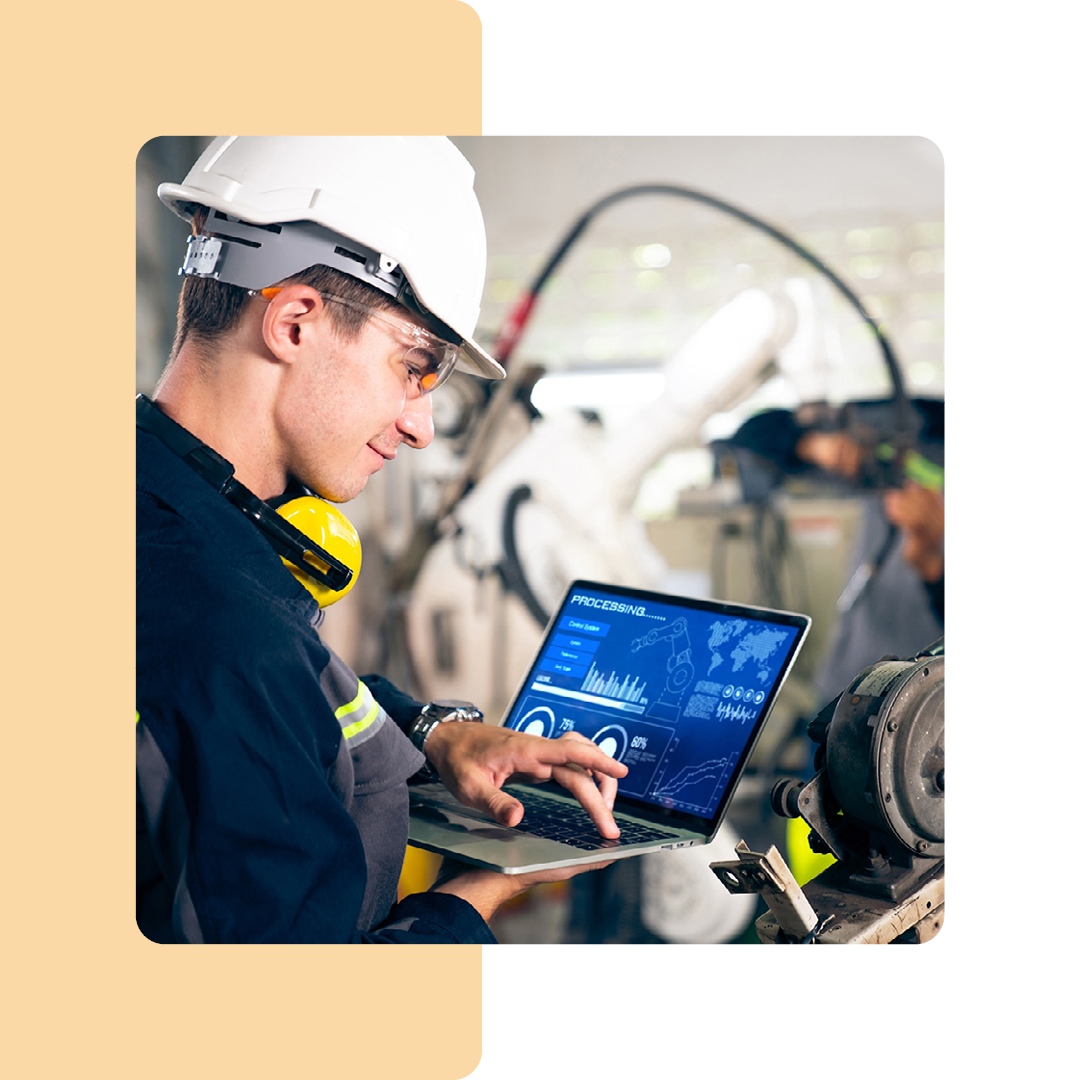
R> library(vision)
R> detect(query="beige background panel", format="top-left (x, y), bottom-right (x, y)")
top-left (8, 3), bottom-right (482, 1079)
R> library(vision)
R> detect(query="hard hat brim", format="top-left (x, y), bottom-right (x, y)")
top-left (458, 337), bottom-right (506, 381)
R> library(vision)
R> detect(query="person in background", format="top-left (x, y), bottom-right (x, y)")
top-left (730, 399), bottom-right (943, 700)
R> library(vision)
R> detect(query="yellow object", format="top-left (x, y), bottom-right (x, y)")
top-left (336, 681), bottom-right (381, 741)
top-left (398, 847), bottom-right (443, 900)
top-left (276, 496), bottom-right (362, 607)
top-left (785, 816), bottom-right (837, 886)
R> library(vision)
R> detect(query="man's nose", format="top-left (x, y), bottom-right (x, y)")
top-left (397, 390), bottom-right (434, 449)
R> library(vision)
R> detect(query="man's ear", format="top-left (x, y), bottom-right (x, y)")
top-left (258, 285), bottom-right (327, 362)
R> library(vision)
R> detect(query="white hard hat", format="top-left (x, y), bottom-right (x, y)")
top-left (158, 136), bottom-right (504, 381)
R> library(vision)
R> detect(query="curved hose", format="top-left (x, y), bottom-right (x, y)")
top-left (497, 484), bottom-right (551, 626)
top-left (493, 183), bottom-right (914, 442)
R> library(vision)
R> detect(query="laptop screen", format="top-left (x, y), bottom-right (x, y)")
top-left (503, 580), bottom-right (810, 829)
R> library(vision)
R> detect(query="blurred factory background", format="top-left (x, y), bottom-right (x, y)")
top-left (136, 136), bottom-right (944, 943)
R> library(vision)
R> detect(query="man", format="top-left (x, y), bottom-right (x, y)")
top-left (727, 400), bottom-right (944, 700)
top-left (136, 136), bottom-right (627, 943)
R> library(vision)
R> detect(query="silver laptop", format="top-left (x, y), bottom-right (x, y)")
top-left (408, 580), bottom-right (810, 873)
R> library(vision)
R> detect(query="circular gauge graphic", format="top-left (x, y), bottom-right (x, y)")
top-left (754, 690), bottom-right (766, 705)
top-left (722, 684), bottom-right (734, 698)
top-left (514, 705), bottom-right (556, 738)
top-left (590, 724), bottom-right (629, 762)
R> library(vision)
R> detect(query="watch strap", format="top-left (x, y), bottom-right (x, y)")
top-left (408, 700), bottom-right (484, 755)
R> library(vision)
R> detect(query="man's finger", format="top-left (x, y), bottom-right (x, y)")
top-left (552, 764), bottom-right (620, 839)
top-left (553, 731), bottom-right (623, 835)
top-left (592, 767), bottom-right (619, 811)
top-left (554, 731), bottom-right (629, 777)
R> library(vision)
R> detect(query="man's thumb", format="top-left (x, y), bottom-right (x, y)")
top-left (484, 787), bottom-right (524, 827)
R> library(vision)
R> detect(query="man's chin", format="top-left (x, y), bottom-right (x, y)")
top-left (304, 473), bottom-right (369, 505)
top-left (345, 475), bottom-right (371, 500)
top-left (335, 480), bottom-right (369, 504)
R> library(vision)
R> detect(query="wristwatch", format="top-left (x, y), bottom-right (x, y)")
top-left (407, 699), bottom-right (484, 756)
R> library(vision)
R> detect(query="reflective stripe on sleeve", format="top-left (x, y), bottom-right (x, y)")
top-left (336, 679), bottom-right (386, 747)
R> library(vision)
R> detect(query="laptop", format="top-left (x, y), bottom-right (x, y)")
top-left (408, 579), bottom-right (810, 873)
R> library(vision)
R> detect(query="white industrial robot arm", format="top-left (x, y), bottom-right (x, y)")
top-left (449, 287), bottom-right (794, 590)
top-left (407, 286), bottom-right (798, 705)
top-left (598, 287), bottom-right (795, 512)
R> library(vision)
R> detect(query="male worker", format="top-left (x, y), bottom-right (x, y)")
top-left (136, 136), bottom-right (627, 943)
top-left (727, 401), bottom-right (944, 699)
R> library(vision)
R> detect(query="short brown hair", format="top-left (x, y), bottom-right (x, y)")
top-left (168, 207), bottom-right (396, 361)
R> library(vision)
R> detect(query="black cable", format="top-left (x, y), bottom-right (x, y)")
top-left (836, 522), bottom-right (901, 614)
top-left (750, 505), bottom-right (774, 607)
top-left (751, 502), bottom-right (791, 609)
top-left (494, 183), bottom-right (915, 444)
top-left (403, 183), bottom-right (918, 678)
top-left (497, 485), bottom-right (551, 627)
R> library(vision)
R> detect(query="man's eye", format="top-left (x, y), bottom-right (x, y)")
top-left (409, 347), bottom-right (438, 370)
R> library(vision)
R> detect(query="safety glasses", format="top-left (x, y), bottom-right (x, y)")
top-left (250, 287), bottom-right (459, 395)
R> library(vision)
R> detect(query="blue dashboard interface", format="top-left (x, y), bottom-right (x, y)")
top-left (504, 585), bottom-right (801, 819)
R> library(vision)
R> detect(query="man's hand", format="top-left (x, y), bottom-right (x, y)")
top-left (883, 479), bottom-right (945, 583)
top-left (432, 857), bottom-right (617, 922)
top-left (422, 723), bottom-right (628, 839)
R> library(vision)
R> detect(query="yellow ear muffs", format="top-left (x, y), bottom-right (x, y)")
top-left (275, 496), bottom-right (362, 607)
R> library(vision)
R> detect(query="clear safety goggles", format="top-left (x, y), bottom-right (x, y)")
top-left (250, 286), bottom-right (459, 395)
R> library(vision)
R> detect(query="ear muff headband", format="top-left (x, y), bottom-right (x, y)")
top-left (136, 394), bottom-right (359, 605)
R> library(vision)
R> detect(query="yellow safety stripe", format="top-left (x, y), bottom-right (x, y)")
top-left (337, 680), bottom-right (380, 741)
top-left (136, 685), bottom-right (381, 738)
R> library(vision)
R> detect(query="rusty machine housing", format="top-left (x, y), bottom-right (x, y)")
top-left (713, 640), bottom-right (944, 943)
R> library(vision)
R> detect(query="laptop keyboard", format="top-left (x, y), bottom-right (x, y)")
top-left (510, 787), bottom-right (682, 850)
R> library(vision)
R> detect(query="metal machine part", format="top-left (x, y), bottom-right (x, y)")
top-left (713, 841), bottom-right (819, 940)
top-left (825, 652), bottom-right (944, 860)
top-left (714, 841), bottom-right (943, 944)
top-left (713, 641), bottom-right (944, 941)
top-left (773, 642), bottom-right (944, 899)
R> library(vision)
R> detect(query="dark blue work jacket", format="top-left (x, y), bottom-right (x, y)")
top-left (136, 428), bottom-right (494, 943)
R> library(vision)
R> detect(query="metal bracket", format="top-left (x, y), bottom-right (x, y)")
top-left (792, 771), bottom-right (849, 861)
top-left (713, 840), bottom-right (945, 943)
top-left (180, 234), bottom-right (223, 278)
top-left (712, 840), bottom-right (819, 940)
